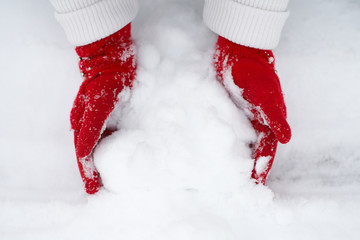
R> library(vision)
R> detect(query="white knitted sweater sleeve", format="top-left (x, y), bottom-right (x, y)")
top-left (203, 0), bottom-right (290, 49)
top-left (51, 0), bottom-right (288, 49)
top-left (50, 0), bottom-right (139, 46)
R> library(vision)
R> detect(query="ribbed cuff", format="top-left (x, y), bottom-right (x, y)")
top-left (51, 0), bottom-right (139, 46)
top-left (203, 0), bottom-right (289, 49)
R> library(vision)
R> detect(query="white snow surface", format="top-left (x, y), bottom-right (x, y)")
top-left (1, 0), bottom-right (360, 239)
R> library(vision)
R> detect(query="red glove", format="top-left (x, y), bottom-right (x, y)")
top-left (214, 36), bottom-right (291, 184)
top-left (71, 24), bottom-right (136, 194)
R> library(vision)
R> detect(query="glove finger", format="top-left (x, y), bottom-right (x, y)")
top-left (250, 119), bottom-right (278, 184)
top-left (75, 85), bottom-right (119, 159)
top-left (70, 92), bottom-right (86, 146)
top-left (75, 97), bottom-right (116, 194)
top-left (77, 155), bottom-right (101, 194)
top-left (78, 127), bottom-right (116, 194)
top-left (75, 79), bottom-right (122, 193)
top-left (261, 106), bottom-right (291, 144)
top-left (70, 79), bottom-right (94, 146)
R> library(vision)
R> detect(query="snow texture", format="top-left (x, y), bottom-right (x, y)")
top-left (1, 0), bottom-right (360, 239)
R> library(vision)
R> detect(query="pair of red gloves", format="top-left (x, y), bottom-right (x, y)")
top-left (71, 23), bottom-right (291, 194)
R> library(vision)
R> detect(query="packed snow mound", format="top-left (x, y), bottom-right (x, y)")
top-left (95, 6), bottom-right (256, 195)
top-left (90, 2), bottom-right (279, 239)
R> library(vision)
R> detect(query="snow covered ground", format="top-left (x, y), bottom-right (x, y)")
top-left (1, 0), bottom-right (360, 239)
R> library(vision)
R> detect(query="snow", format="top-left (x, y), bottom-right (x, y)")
top-left (255, 156), bottom-right (271, 175)
top-left (1, 0), bottom-right (360, 239)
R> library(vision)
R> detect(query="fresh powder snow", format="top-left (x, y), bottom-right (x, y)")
top-left (0, 0), bottom-right (360, 239)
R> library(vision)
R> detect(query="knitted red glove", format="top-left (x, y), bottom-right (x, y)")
top-left (214, 36), bottom-right (291, 184)
top-left (71, 24), bottom-right (136, 194)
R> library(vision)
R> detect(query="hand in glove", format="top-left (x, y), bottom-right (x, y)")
top-left (214, 36), bottom-right (291, 184)
top-left (71, 24), bottom-right (136, 194)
